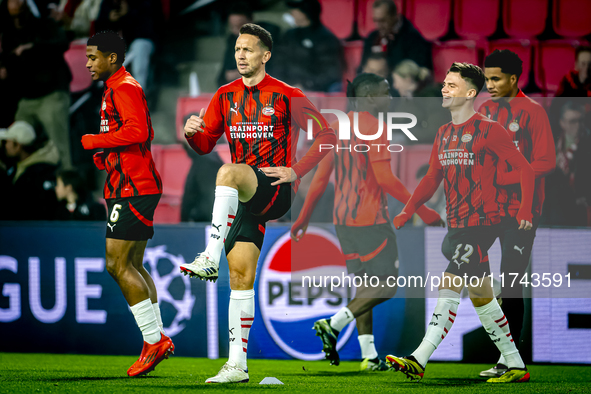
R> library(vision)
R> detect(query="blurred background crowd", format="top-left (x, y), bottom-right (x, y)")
top-left (0, 0), bottom-right (590, 227)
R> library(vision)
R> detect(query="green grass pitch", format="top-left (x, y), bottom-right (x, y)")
top-left (0, 353), bottom-right (589, 393)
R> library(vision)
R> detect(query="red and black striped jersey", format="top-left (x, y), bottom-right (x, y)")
top-left (85, 67), bottom-right (162, 199)
top-left (431, 113), bottom-right (525, 228)
top-left (333, 112), bottom-right (390, 226)
top-left (185, 74), bottom-right (336, 191)
top-left (479, 91), bottom-right (555, 218)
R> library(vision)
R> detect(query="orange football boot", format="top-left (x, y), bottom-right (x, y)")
top-left (127, 333), bottom-right (174, 377)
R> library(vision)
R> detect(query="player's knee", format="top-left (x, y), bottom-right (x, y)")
top-left (229, 267), bottom-right (255, 289)
top-left (470, 296), bottom-right (493, 307)
top-left (105, 257), bottom-right (122, 279)
top-left (216, 164), bottom-right (239, 186)
top-left (105, 250), bottom-right (128, 279)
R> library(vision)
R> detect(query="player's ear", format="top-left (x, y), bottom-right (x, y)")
top-left (510, 74), bottom-right (517, 87)
top-left (262, 51), bottom-right (271, 65)
top-left (109, 52), bottom-right (118, 65)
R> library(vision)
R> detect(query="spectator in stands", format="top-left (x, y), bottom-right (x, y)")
top-left (390, 60), bottom-right (448, 143)
top-left (50, 0), bottom-right (103, 39)
top-left (361, 53), bottom-right (389, 79)
top-left (217, 2), bottom-right (280, 87)
top-left (0, 121), bottom-right (59, 220)
top-left (95, 0), bottom-right (162, 92)
top-left (553, 101), bottom-right (591, 225)
top-left (360, 0), bottom-right (431, 74)
top-left (1, 0), bottom-right (73, 168)
top-left (275, 0), bottom-right (343, 92)
top-left (0, 54), bottom-right (19, 129)
top-left (54, 168), bottom-right (106, 220)
top-left (392, 59), bottom-right (437, 98)
top-left (180, 114), bottom-right (224, 222)
top-left (555, 46), bottom-right (591, 98)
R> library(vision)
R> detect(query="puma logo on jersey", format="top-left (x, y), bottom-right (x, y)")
top-left (107, 223), bottom-right (116, 232)
top-left (443, 136), bottom-right (449, 143)
top-left (212, 223), bottom-right (222, 232)
top-left (514, 245), bottom-right (524, 255)
top-left (230, 102), bottom-right (239, 115)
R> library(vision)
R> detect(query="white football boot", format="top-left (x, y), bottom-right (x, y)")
top-left (180, 251), bottom-right (219, 282)
top-left (206, 362), bottom-right (249, 383)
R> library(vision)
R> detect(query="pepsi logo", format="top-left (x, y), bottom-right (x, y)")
top-left (262, 106), bottom-right (275, 116)
top-left (259, 227), bottom-right (356, 360)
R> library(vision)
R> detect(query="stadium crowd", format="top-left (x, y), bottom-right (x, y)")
top-left (0, 0), bottom-right (590, 227)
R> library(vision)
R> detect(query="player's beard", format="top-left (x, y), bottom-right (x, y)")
top-left (238, 63), bottom-right (261, 78)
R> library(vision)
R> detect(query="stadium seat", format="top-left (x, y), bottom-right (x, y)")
top-left (487, 39), bottom-right (533, 90)
top-left (398, 144), bottom-right (433, 192)
top-left (455, 0), bottom-right (500, 39)
top-left (342, 40), bottom-right (364, 87)
top-left (503, 0), bottom-right (548, 38)
top-left (527, 92), bottom-right (549, 109)
top-left (535, 40), bottom-right (583, 92)
top-left (432, 41), bottom-right (481, 83)
top-left (176, 94), bottom-right (215, 142)
top-left (404, 0), bottom-right (451, 41)
top-left (357, 0), bottom-right (404, 38)
top-left (323, 92), bottom-right (348, 114)
top-left (319, 0), bottom-right (354, 39)
top-left (63, 41), bottom-right (93, 93)
top-left (553, 0), bottom-right (591, 38)
top-left (154, 144), bottom-right (192, 198)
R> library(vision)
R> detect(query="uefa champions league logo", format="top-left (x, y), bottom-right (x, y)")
top-left (143, 246), bottom-right (196, 337)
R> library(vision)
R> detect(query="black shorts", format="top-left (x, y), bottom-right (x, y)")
top-left (335, 223), bottom-right (399, 277)
top-left (441, 225), bottom-right (498, 277)
top-left (224, 166), bottom-right (292, 254)
top-left (106, 194), bottom-right (160, 241)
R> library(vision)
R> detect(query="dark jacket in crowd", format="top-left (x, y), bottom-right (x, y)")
top-left (276, 24), bottom-right (343, 92)
top-left (95, 0), bottom-right (161, 43)
top-left (181, 146), bottom-right (224, 222)
top-left (0, 143), bottom-right (60, 221)
top-left (54, 198), bottom-right (107, 221)
top-left (555, 70), bottom-right (591, 98)
top-left (360, 16), bottom-right (432, 72)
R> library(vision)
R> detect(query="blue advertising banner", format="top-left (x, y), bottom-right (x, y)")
top-left (5, 222), bottom-right (588, 364)
top-left (1, 222), bottom-right (425, 361)
top-left (0, 222), bottom-right (209, 357)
